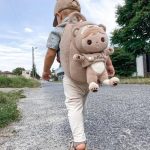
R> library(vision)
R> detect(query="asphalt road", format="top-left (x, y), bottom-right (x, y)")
top-left (0, 82), bottom-right (150, 150)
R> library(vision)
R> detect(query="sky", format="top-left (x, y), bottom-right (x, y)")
top-left (0, 0), bottom-right (124, 76)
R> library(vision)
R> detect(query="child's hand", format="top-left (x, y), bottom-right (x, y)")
top-left (42, 71), bottom-right (51, 81)
top-left (107, 65), bottom-right (115, 77)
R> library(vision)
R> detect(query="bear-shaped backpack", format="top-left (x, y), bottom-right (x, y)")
top-left (60, 12), bottom-right (119, 92)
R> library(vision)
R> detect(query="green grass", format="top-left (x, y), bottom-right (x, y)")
top-left (0, 90), bottom-right (26, 128)
top-left (120, 77), bottom-right (150, 84)
top-left (0, 76), bottom-right (40, 88)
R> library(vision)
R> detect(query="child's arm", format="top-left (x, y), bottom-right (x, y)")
top-left (42, 48), bottom-right (56, 81)
top-left (106, 56), bottom-right (115, 77)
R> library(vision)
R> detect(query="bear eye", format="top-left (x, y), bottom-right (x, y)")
top-left (101, 37), bottom-right (105, 42)
top-left (87, 40), bottom-right (92, 45)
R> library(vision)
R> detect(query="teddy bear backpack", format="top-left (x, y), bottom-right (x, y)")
top-left (60, 12), bottom-right (119, 91)
top-left (60, 12), bottom-right (95, 83)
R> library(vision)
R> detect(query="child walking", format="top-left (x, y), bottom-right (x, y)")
top-left (42, 0), bottom-right (115, 150)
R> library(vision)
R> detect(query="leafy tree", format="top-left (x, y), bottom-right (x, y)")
top-left (12, 67), bottom-right (25, 76)
top-left (31, 64), bottom-right (40, 79)
top-left (111, 0), bottom-right (150, 56)
top-left (111, 47), bottom-right (136, 77)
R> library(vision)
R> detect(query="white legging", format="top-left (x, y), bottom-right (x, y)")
top-left (63, 75), bottom-right (89, 143)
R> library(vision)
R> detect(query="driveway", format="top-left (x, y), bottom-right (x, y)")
top-left (0, 82), bottom-right (150, 150)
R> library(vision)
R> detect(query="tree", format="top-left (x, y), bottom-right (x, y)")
top-left (111, 0), bottom-right (150, 56)
top-left (12, 67), bottom-right (25, 76)
top-left (31, 64), bottom-right (40, 79)
top-left (111, 47), bottom-right (136, 77)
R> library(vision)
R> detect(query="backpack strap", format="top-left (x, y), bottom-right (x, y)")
top-left (56, 12), bottom-right (86, 63)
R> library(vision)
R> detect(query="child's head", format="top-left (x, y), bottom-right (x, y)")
top-left (53, 0), bottom-right (81, 27)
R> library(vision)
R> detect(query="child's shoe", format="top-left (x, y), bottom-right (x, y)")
top-left (69, 141), bottom-right (87, 150)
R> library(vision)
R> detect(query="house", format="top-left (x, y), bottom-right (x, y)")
top-left (22, 70), bottom-right (31, 79)
top-left (0, 71), bottom-right (14, 77)
top-left (136, 54), bottom-right (150, 77)
top-left (55, 65), bottom-right (64, 80)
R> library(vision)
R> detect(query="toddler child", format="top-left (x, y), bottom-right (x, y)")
top-left (42, 0), bottom-right (115, 149)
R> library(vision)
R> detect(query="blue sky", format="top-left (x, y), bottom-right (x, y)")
top-left (0, 0), bottom-right (124, 75)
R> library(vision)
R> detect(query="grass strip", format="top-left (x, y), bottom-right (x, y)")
top-left (120, 77), bottom-right (150, 84)
top-left (0, 76), bottom-right (40, 88)
top-left (0, 90), bottom-right (26, 128)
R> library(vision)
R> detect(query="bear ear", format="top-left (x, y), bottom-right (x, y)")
top-left (72, 27), bottom-right (79, 37)
top-left (98, 24), bottom-right (106, 31)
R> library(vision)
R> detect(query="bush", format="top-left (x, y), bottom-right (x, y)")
top-left (111, 48), bottom-right (136, 77)
top-left (0, 90), bottom-right (26, 128)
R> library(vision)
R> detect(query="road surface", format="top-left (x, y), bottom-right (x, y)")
top-left (0, 82), bottom-right (150, 150)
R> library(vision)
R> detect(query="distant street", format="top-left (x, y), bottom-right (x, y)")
top-left (0, 82), bottom-right (150, 150)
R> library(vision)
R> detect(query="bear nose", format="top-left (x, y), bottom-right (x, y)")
top-left (101, 37), bottom-right (105, 42)
top-left (87, 40), bottom-right (92, 45)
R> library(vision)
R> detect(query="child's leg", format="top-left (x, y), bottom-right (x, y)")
top-left (63, 75), bottom-right (89, 144)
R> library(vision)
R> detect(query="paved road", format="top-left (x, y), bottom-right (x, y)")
top-left (0, 82), bottom-right (150, 150)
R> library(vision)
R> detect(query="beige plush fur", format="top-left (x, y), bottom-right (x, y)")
top-left (60, 12), bottom-right (119, 92)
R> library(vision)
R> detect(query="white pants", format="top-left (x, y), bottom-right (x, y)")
top-left (63, 75), bottom-right (89, 143)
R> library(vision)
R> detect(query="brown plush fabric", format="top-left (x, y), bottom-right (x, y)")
top-left (60, 12), bottom-right (119, 91)
top-left (60, 12), bottom-right (91, 83)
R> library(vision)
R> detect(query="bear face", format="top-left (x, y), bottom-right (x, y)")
top-left (73, 24), bottom-right (108, 54)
